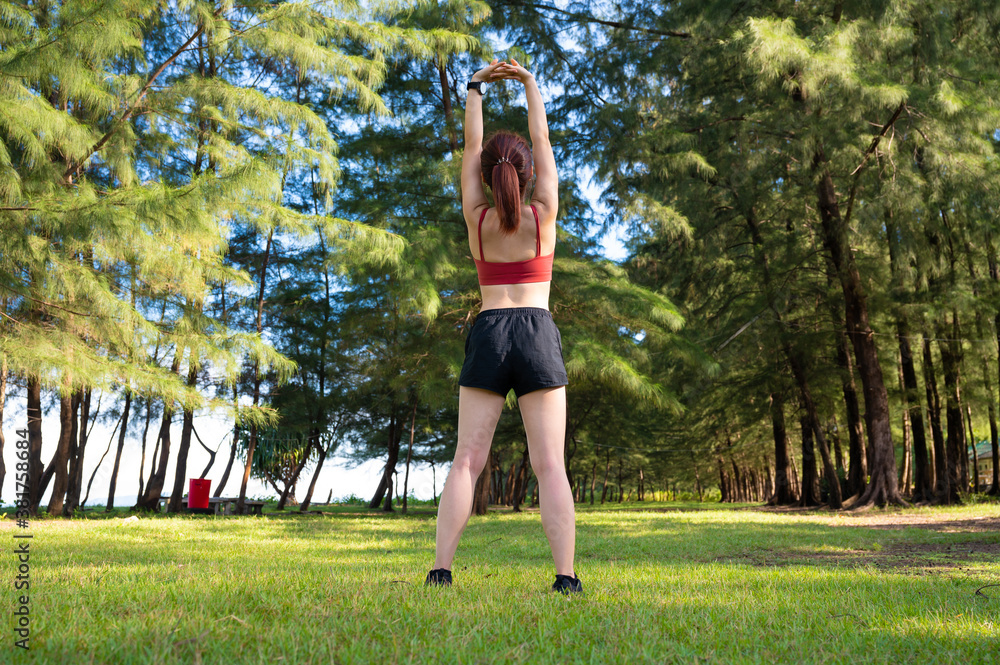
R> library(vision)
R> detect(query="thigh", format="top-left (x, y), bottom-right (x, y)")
top-left (455, 386), bottom-right (506, 471)
top-left (517, 386), bottom-right (567, 477)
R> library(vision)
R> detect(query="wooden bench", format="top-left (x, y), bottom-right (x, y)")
top-left (209, 497), bottom-right (265, 516)
top-left (156, 496), bottom-right (264, 515)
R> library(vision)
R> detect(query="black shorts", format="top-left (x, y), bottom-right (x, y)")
top-left (458, 307), bottom-right (569, 398)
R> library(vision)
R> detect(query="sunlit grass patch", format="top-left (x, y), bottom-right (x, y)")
top-left (3, 502), bottom-right (998, 664)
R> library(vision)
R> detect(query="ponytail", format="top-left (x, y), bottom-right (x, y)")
top-left (481, 131), bottom-right (533, 236)
top-left (491, 161), bottom-right (521, 235)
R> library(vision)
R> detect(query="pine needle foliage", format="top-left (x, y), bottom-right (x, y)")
top-left (0, 0), bottom-right (476, 406)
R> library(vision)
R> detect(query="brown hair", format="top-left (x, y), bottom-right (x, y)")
top-left (481, 131), bottom-right (533, 235)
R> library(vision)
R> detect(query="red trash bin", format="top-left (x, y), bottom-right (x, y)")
top-left (188, 478), bottom-right (211, 510)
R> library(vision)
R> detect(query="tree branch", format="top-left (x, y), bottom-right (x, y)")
top-left (63, 14), bottom-right (219, 182)
top-left (683, 116), bottom-right (746, 133)
top-left (850, 101), bottom-right (906, 177)
top-left (843, 101), bottom-right (906, 225)
top-left (498, 1), bottom-right (691, 39)
top-left (0, 284), bottom-right (95, 317)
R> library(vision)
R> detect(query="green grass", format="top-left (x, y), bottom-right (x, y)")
top-left (3, 502), bottom-right (999, 664)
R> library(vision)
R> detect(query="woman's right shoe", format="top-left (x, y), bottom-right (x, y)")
top-left (425, 568), bottom-right (452, 586)
top-left (552, 574), bottom-right (583, 594)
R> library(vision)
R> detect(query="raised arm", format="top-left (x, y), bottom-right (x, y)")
top-left (500, 58), bottom-right (557, 218)
top-left (461, 59), bottom-right (506, 224)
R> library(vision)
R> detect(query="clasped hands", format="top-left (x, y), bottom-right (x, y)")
top-left (471, 58), bottom-right (533, 85)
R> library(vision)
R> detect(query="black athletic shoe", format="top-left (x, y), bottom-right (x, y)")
top-left (425, 568), bottom-right (452, 587)
top-left (552, 574), bottom-right (583, 594)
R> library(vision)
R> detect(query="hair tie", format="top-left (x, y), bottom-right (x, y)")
top-left (497, 156), bottom-right (510, 164)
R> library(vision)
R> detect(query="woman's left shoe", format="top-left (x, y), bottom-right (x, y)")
top-left (425, 568), bottom-right (452, 586)
top-left (552, 574), bottom-right (583, 594)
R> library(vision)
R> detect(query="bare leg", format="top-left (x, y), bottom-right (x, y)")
top-left (433, 386), bottom-right (505, 570)
top-left (519, 386), bottom-right (575, 577)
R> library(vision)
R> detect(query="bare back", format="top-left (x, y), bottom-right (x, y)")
top-left (468, 202), bottom-right (556, 309)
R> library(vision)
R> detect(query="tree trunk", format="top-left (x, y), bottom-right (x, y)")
top-left (503, 458), bottom-right (515, 505)
top-left (718, 457), bottom-right (728, 503)
top-left (966, 405), bottom-right (977, 493)
top-left (134, 399), bottom-right (174, 511)
top-left (990, 242), bottom-right (1000, 495)
top-left (798, 411), bottom-right (821, 506)
top-left (369, 410), bottom-right (401, 511)
top-left (64, 388), bottom-right (91, 514)
top-left (923, 334), bottom-right (947, 499)
top-left (693, 453), bottom-right (704, 502)
top-left (472, 449), bottom-right (492, 515)
top-left (563, 434), bottom-right (576, 499)
top-left (402, 399), bottom-right (417, 514)
top-left (896, 352), bottom-right (911, 494)
top-left (769, 391), bottom-right (796, 505)
top-left (106, 391), bottom-right (133, 511)
top-left (134, 354), bottom-right (180, 511)
top-left (898, 329), bottom-right (932, 501)
top-left (438, 62), bottom-right (458, 152)
top-left (57, 390), bottom-right (81, 515)
top-left (836, 332), bottom-right (868, 498)
top-left (26, 377), bottom-right (43, 515)
top-left (589, 460), bottom-right (597, 506)
top-left (600, 449), bottom-right (611, 503)
top-left (762, 458), bottom-right (773, 503)
top-left (512, 444), bottom-right (530, 512)
top-left (137, 397), bottom-right (153, 499)
top-left (168, 365), bottom-right (199, 513)
top-left (47, 391), bottom-right (76, 516)
top-left (962, 227), bottom-right (996, 494)
top-left (618, 457), bottom-right (622, 503)
top-left (828, 416), bottom-right (845, 478)
top-left (277, 436), bottom-right (314, 511)
top-left (790, 454), bottom-right (800, 498)
top-left (936, 319), bottom-right (965, 503)
top-left (787, 354), bottom-right (842, 508)
top-left (815, 156), bottom-right (901, 506)
top-left (431, 462), bottom-right (438, 507)
top-left (214, 430), bottom-right (239, 498)
top-left (982, 350), bottom-right (999, 494)
top-left (299, 436), bottom-right (329, 512)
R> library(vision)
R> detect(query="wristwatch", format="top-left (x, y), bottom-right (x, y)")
top-left (467, 80), bottom-right (485, 95)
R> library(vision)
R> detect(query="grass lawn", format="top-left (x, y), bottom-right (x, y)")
top-left (2, 500), bottom-right (998, 664)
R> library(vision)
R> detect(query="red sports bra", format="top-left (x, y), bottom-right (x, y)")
top-left (473, 206), bottom-right (554, 286)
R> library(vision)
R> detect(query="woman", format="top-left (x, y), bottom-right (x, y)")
top-left (425, 58), bottom-right (581, 594)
